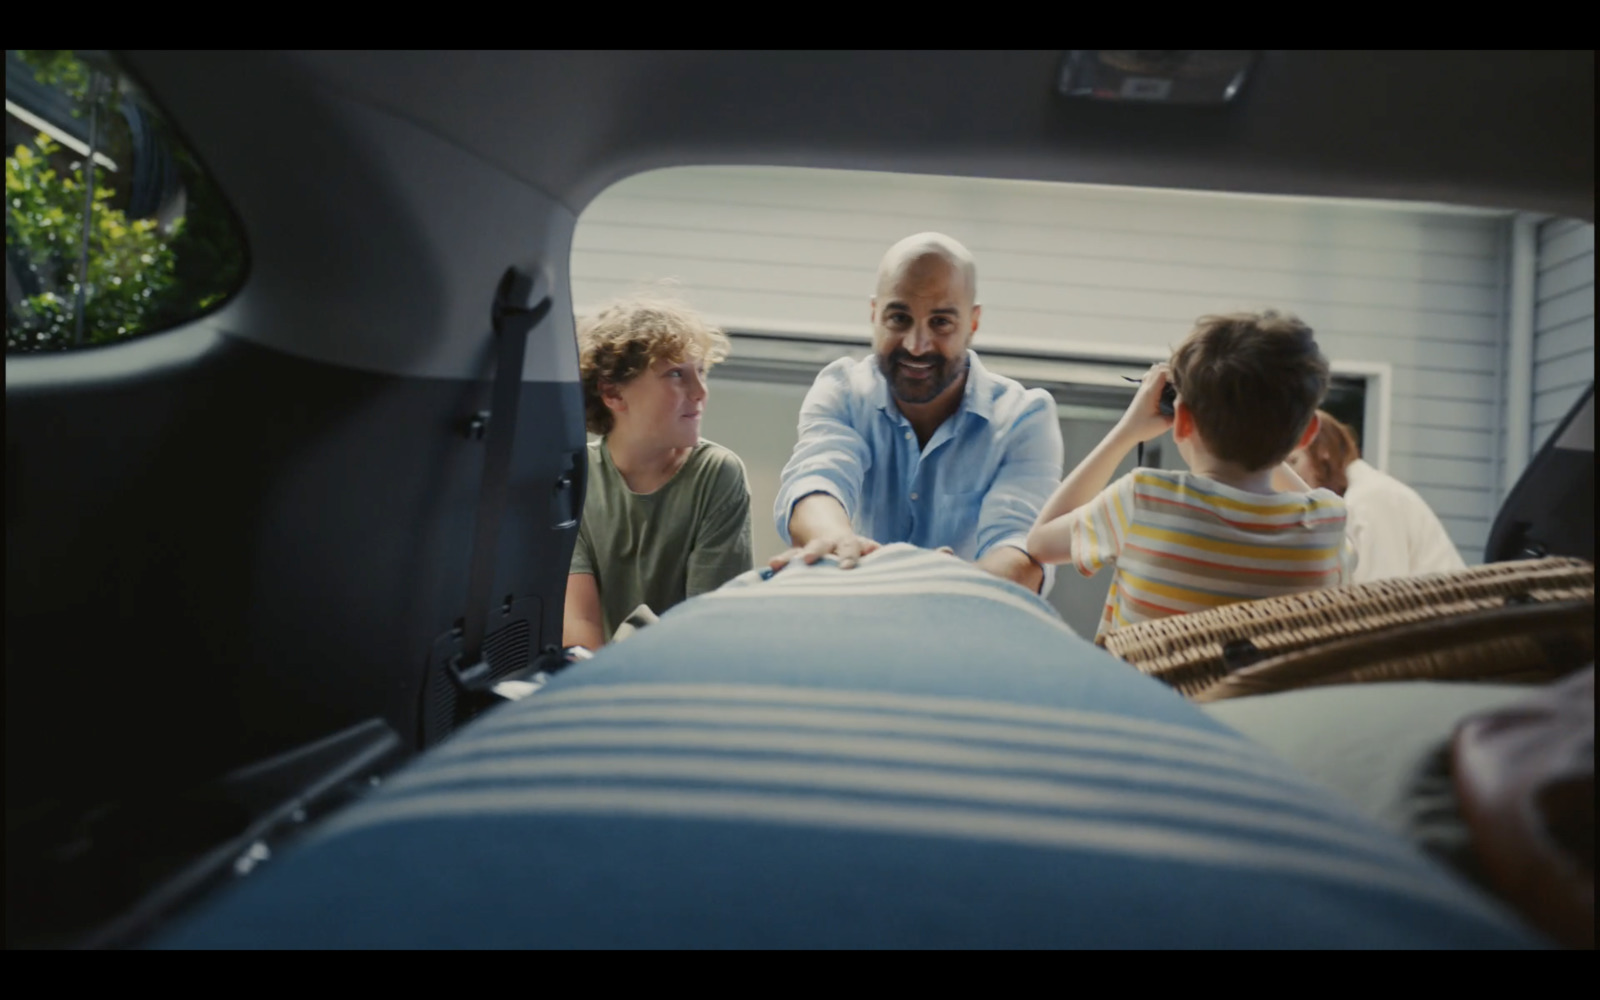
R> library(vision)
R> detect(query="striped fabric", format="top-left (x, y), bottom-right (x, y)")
top-left (156, 546), bottom-right (1537, 949)
top-left (1067, 470), bottom-right (1351, 641)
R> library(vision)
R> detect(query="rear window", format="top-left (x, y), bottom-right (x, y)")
top-left (6, 49), bottom-right (246, 353)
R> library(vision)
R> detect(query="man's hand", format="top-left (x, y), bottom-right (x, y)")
top-left (925, 544), bottom-right (1041, 591)
top-left (777, 492), bottom-right (882, 571)
top-left (768, 533), bottom-right (882, 573)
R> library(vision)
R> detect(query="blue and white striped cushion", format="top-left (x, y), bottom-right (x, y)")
top-left (156, 545), bottom-right (1542, 948)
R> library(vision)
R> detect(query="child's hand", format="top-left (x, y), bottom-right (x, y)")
top-left (1118, 363), bottom-right (1176, 443)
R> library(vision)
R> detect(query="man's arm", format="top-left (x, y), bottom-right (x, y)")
top-left (976, 545), bottom-right (1045, 593)
top-left (773, 493), bottom-right (881, 571)
top-left (562, 573), bottom-right (605, 650)
top-left (970, 390), bottom-right (1064, 593)
top-left (771, 360), bottom-right (880, 570)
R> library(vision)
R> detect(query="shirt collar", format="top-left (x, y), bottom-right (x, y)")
top-left (872, 349), bottom-right (996, 425)
top-left (963, 350), bottom-right (996, 422)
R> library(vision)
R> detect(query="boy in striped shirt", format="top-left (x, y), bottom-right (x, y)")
top-left (1026, 311), bottom-right (1350, 643)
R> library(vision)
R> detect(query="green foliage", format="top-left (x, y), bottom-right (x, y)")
top-left (6, 134), bottom-right (180, 350)
top-left (6, 49), bottom-right (246, 353)
top-left (15, 50), bottom-right (92, 107)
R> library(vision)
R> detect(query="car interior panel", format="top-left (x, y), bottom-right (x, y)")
top-left (4, 49), bottom-right (1592, 949)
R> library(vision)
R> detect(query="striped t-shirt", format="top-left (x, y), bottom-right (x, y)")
top-left (1065, 469), bottom-right (1351, 642)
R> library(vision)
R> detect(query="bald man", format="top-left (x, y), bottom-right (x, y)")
top-left (770, 232), bottom-right (1064, 593)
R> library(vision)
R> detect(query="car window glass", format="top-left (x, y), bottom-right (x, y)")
top-left (6, 49), bottom-right (246, 353)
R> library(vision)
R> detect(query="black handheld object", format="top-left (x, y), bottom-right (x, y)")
top-left (1122, 375), bottom-right (1177, 417)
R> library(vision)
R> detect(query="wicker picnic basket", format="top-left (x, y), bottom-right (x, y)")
top-left (1099, 557), bottom-right (1594, 703)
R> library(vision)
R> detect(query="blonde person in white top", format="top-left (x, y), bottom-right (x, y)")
top-left (1287, 410), bottom-right (1466, 583)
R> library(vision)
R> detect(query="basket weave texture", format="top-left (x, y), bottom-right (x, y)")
top-left (1099, 557), bottom-right (1595, 700)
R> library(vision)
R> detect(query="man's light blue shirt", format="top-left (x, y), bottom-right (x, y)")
top-left (774, 350), bottom-right (1064, 592)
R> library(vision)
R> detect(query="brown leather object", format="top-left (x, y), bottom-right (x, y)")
top-left (1452, 666), bottom-right (1595, 949)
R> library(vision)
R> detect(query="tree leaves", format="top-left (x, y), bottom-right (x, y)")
top-left (6, 132), bottom-right (179, 350)
top-left (6, 51), bottom-right (246, 354)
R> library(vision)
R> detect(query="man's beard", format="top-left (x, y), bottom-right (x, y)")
top-left (879, 348), bottom-right (967, 405)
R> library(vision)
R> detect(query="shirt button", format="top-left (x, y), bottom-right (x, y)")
top-left (904, 431), bottom-right (913, 441)
top-left (910, 492), bottom-right (919, 501)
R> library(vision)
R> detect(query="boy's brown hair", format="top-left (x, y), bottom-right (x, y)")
top-left (1299, 409), bottom-right (1362, 496)
top-left (1169, 310), bottom-right (1330, 472)
top-left (578, 292), bottom-right (731, 435)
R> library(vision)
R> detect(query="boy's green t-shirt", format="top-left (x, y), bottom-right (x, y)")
top-left (569, 437), bottom-right (754, 640)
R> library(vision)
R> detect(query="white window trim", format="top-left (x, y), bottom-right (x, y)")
top-left (5, 100), bottom-right (119, 172)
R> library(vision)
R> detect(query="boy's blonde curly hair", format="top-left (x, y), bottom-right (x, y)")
top-left (578, 291), bottom-right (731, 435)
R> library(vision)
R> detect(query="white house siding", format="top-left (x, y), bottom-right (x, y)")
top-left (1532, 219), bottom-right (1595, 452)
top-left (572, 166), bottom-right (1511, 567)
